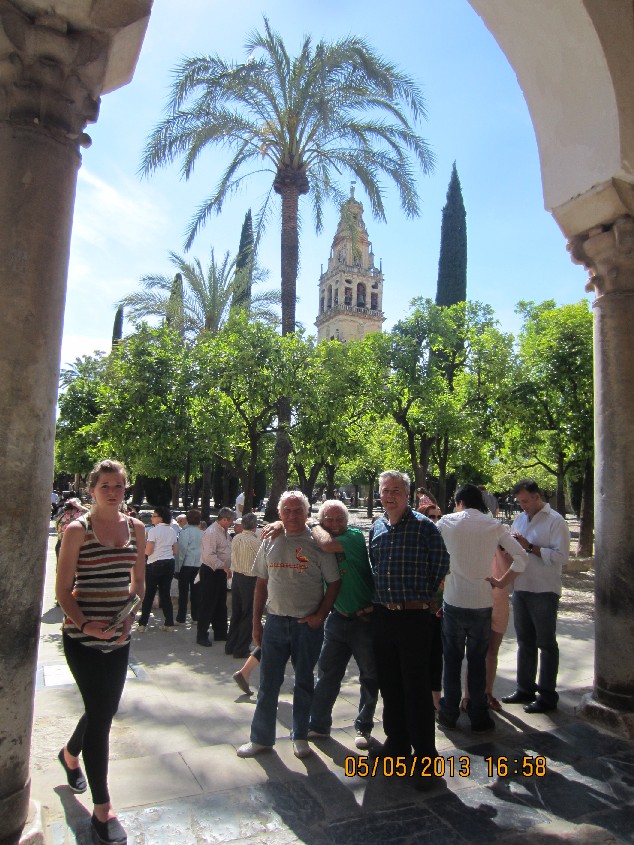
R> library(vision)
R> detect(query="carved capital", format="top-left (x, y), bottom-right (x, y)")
top-left (0, 0), bottom-right (151, 147)
top-left (568, 215), bottom-right (634, 297)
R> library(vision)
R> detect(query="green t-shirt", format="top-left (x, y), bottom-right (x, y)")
top-left (334, 527), bottom-right (374, 614)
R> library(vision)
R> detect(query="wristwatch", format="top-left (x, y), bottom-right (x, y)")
top-left (526, 543), bottom-right (534, 554)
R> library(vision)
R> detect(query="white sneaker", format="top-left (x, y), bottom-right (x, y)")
top-left (236, 742), bottom-right (272, 758)
top-left (160, 625), bottom-right (177, 632)
top-left (136, 625), bottom-right (146, 633)
top-left (355, 731), bottom-right (371, 750)
top-left (293, 739), bottom-right (312, 759)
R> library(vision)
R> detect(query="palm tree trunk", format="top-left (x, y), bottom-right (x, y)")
top-left (265, 397), bottom-right (292, 522)
top-left (266, 180), bottom-right (304, 520)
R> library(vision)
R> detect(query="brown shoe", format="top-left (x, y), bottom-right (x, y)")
top-left (233, 671), bottom-right (252, 695)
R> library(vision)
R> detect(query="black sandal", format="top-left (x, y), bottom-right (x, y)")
top-left (57, 748), bottom-right (87, 794)
top-left (91, 814), bottom-right (127, 845)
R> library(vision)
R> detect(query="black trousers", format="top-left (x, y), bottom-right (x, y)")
top-left (63, 634), bottom-right (130, 804)
top-left (225, 572), bottom-right (256, 656)
top-left (197, 566), bottom-right (228, 641)
top-left (139, 558), bottom-right (175, 626)
top-left (177, 566), bottom-right (200, 622)
top-left (372, 605), bottom-right (436, 758)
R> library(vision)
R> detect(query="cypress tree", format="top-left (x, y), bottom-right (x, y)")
top-left (166, 272), bottom-right (185, 336)
top-left (435, 163), bottom-right (467, 306)
top-left (232, 209), bottom-right (254, 311)
top-left (111, 305), bottom-right (124, 348)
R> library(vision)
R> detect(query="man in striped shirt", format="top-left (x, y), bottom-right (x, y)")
top-left (369, 470), bottom-right (449, 787)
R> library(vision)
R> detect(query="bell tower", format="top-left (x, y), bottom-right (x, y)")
top-left (315, 185), bottom-right (385, 342)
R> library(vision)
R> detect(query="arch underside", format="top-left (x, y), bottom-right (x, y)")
top-left (468, 0), bottom-right (634, 237)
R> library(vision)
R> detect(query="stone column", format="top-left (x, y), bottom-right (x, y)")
top-left (0, 3), bottom-right (150, 843)
top-left (571, 215), bottom-right (634, 738)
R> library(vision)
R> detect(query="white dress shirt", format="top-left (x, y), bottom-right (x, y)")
top-left (511, 503), bottom-right (570, 595)
top-left (438, 508), bottom-right (528, 608)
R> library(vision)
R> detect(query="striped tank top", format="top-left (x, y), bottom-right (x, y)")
top-left (62, 514), bottom-right (137, 652)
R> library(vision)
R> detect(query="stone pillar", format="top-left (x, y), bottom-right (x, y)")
top-left (571, 215), bottom-right (634, 737)
top-left (0, 3), bottom-right (151, 843)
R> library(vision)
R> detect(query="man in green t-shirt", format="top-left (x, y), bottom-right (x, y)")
top-left (307, 500), bottom-right (378, 750)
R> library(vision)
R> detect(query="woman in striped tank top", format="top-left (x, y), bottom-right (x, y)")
top-left (56, 460), bottom-right (145, 845)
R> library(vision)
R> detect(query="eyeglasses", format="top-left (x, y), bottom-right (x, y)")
top-left (429, 513), bottom-right (441, 521)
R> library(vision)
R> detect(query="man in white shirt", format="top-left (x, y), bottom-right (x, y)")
top-left (235, 491), bottom-right (245, 517)
top-left (437, 484), bottom-right (528, 732)
top-left (501, 479), bottom-right (570, 713)
top-left (197, 507), bottom-right (234, 647)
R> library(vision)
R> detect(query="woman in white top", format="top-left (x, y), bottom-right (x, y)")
top-left (137, 506), bottom-right (178, 632)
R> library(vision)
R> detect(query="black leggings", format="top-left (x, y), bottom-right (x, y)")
top-left (63, 634), bottom-right (129, 804)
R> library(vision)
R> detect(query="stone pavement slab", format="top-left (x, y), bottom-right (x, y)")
top-left (29, 527), bottom-right (634, 844)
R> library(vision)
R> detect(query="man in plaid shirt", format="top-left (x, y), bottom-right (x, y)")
top-left (369, 470), bottom-right (449, 788)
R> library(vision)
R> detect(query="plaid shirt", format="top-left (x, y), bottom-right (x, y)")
top-left (369, 508), bottom-right (449, 604)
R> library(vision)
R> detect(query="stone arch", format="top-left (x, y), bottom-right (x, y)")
top-left (468, 0), bottom-right (634, 235)
top-left (469, 0), bottom-right (634, 736)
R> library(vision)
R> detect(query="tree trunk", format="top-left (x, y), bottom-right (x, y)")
top-left (295, 461), bottom-right (323, 500)
top-left (366, 474), bottom-right (376, 518)
top-left (201, 462), bottom-right (212, 522)
top-left (191, 476), bottom-right (202, 510)
top-left (577, 457), bottom-right (595, 557)
top-left (325, 464), bottom-right (336, 499)
top-left (556, 451), bottom-right (566, 516)
top-left (170, 475), bottom-right (179, 510)
top-left (183, 453), bottom-right (191, 510)
top-left (266, 177), bottom-right (306, 518)
top-left (265, 396), bottom-right (293, 522)
top-left (436, 433), bottom-right (450, 512)
top-left (131, 474), bottom-right (145, 508)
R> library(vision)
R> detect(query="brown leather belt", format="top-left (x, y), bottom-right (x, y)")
top-left (379, 600), bottom-right (430, 611)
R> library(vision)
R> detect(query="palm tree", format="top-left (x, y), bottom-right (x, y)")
top-left (117, 248), bottom-right (279, 339)
top-left (140, 18), bottom-right (434, 514)
top-left (141, 17), bottom-right (434, 335)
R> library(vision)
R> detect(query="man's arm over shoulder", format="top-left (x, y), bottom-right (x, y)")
top-left (311, 523), bottom-right (343, 554)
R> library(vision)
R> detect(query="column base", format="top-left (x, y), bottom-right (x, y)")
top-left (577, 692), bottom-right (634, 739)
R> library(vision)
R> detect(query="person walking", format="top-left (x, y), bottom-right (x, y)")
top-left (175, 508), bottom-right (203, 624)
top-left (137, 506), bottom-right (178, 632)
top-left (56, 459), bottom-right (145, 845)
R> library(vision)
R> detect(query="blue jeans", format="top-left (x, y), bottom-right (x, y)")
top-left (309, 610), bottom-right (378, 734)
top-left (250, 614), bottom-right (324, 746)
top-left (441, 603), bottom-right (492, 727)
top-left (512, 591), bottom-right (560, 707)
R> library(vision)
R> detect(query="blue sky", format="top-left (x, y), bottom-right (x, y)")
top-left (60, 0), bottom-right (589, 367)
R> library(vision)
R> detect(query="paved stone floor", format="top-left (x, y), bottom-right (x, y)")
top-left (30, 519), bottom-right (634, 844)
